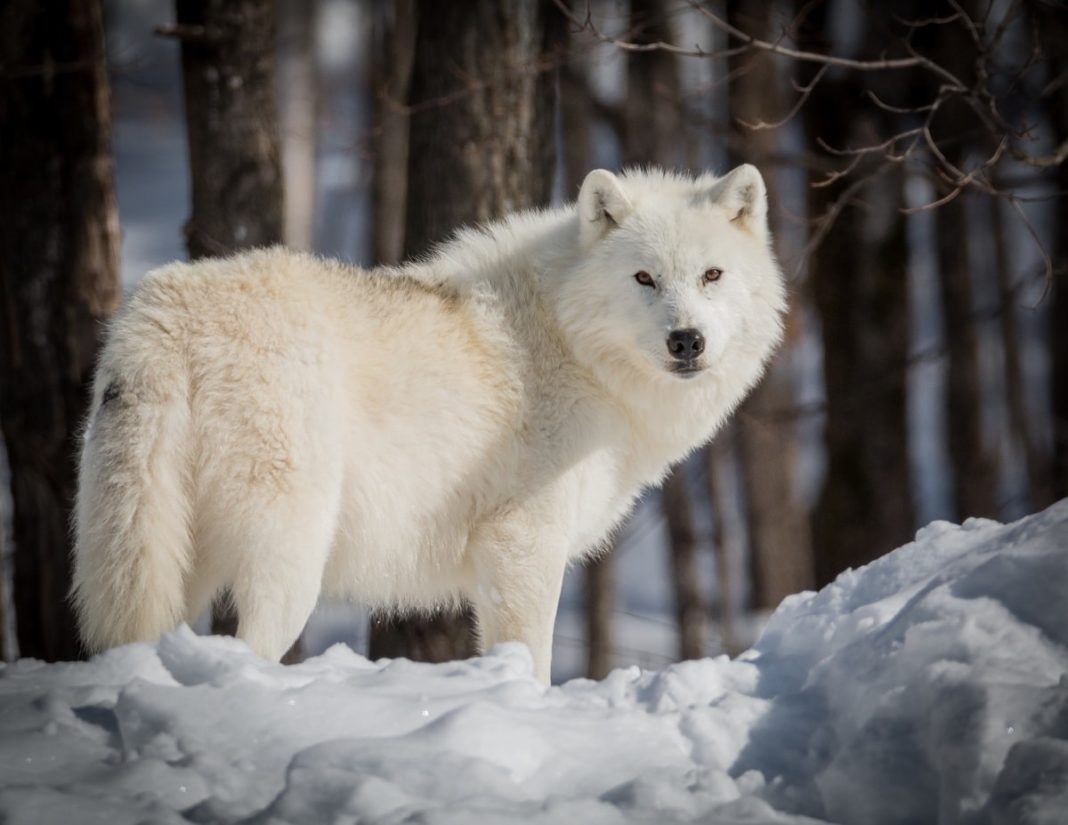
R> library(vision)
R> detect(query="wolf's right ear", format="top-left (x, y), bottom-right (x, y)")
top-left (709, 164), bottom-right (768, 238)
top-left (577, 170), bottom-right (634, 247)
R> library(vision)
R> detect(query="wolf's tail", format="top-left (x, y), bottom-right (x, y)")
top-left (72, 333), bottom-right (194, 654)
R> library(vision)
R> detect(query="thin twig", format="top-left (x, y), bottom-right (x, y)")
top-left (154, 23), bottom-right (209, 41)
top-left (738, 64), bottom-right (828, 131)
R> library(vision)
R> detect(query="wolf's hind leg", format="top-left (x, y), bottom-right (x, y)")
top-left (229, 499), bottom-right (338, 662)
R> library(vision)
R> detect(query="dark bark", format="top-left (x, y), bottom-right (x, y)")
top-left (370, 0), bottom-right (416, 266)
top-left (799, 5), bottom-right (915, 586)
top-left (368, 611), bottom-right (476, 663)
top-left (935, 194), bottom-right (999, 519)
top-left (988, 194), bottom-right (1049, 508)
top-left (0, 0), bottom-right (121, 661)
top-left (583, 555), bottom-right (614, 679)
top-left (933, 201), bottom-right (996, 513)
top-left (662, 473), bottom-right (706, 659)
top-left (705, 435), bottom-right (738, 655)
top-left (924, 0), bottom-right (999, 519)
top-left (622, 0), bottom-right (680, 169)
top-left (402, 0), bottom-right (559, 259)
top-left (1053, 160), bottom-right (1068, 501)
top-left (369, 0), bottom-right (561, 664)
top-left (175, 0), bottom-right (283, 258)
top-left (560, 61), bottom-right (591, 200)
top-left (727, 0), bottom-right (813, 609)
top-left (1038, 6), bottom-right (1068, 501)
top-left (0, 527), bottom-right (7, 661)
top-left (808, 159), bottom-right (915, 585)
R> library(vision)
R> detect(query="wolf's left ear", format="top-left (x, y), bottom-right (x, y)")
top-left (711, 164), bottom-right (768, 237)
top-left (578, 169), bottom-right (634, 247)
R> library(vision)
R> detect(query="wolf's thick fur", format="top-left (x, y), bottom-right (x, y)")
top-left (73, 167), bottom-right (785, 682)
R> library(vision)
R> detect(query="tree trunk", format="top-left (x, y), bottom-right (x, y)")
top-left (367, 613), bottom-right (476, 663)
top-left (0, 0), bottom-right (121, 661)
top-left (403, 0), bottom-right (558, 258)
top-left (925, 0), bottom-right (999, 520)
top-left (622, 0), bottom-right (680, 170)
top-left (727, 0), bottom-right (813, 610)
top-left (175, 0), bottom-right (283, 259)
top-left (278, 0), bottom-right (318, 251)
top-left (0, 513), bottom-right (10, 661)
top-left (799, 5), bottom-right (915, 586)
top-left (988, 194), bottom-right (1049, 509)
top-left (560, 60), bottom-right (591, 201)
top-left (1053, 157), bottom-right (1068, 501)
top-left (662, 473), bottom-right (706, 659)
top-left (370, 0), bottom-right (416, 266)
top-left (808, 162), bottom-right (915, 585)
top-left (583, 555), bottom-right (614, 679)
top-left (1037, 7), bottom-right (1068, 502)
top-left (934, 192), bottom-right (999, 519)
top-left (705, 434), bottom-right (739, 655)
top-left (369, 0), bottom-right (561, 665)
top-left (173, 0), bottom-right (287, 646)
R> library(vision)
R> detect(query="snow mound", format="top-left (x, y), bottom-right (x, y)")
top-left (2, 502), bottom-right (1067, 824)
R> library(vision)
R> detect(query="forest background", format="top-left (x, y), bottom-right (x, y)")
top-left (1, 0), bottom-right (1065, 684)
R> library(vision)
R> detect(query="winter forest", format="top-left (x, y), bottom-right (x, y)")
top-left (1, 1), bottom-right (1067, 822)
top-left (4, 0), bottom-right (1065, 677)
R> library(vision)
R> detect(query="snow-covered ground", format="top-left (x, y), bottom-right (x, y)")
top-left (2, 503), bottom-right (1066, 824)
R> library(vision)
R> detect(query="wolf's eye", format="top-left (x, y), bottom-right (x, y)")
top-left (703, 268), bottom-right (724, 284)
top-left (634, 271), bottom-right (656, 288)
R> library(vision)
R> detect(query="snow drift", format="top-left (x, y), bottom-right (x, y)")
top-left (1, 502), bottom-right (1066, 824)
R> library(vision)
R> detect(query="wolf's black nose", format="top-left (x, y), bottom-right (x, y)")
top-left (667, 328), bottom-right (705, 360)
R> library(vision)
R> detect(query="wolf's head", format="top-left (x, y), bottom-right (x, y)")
top-left (555, 166), bottom-right (786, 399)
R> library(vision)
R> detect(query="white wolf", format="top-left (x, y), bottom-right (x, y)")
top-left (73, 166), bottom-right (785, 683)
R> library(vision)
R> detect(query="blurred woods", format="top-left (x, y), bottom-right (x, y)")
top-left (0, 0), bottom-right (1064, 676)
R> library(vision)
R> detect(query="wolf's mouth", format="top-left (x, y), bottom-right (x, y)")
top-left (669, 361), bottom-right (704, 378)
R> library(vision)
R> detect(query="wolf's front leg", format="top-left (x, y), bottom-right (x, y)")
top-left (470, 524), bottom-right (568, 685)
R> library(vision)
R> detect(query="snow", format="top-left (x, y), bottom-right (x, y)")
top-left (2, 503), bottom-right (1067, 824)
